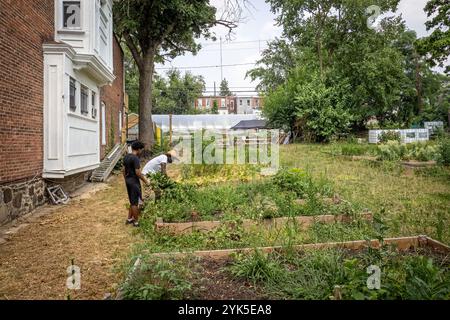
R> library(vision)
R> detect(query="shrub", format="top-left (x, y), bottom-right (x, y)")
top-left (272, 168), bottom-right (313, 198)
top-left (377, 141), bottom-right (440, 162)
top-left (377, 141), bottom-right (406, 161)
top-left (379, 131), bottom-right (401, 143)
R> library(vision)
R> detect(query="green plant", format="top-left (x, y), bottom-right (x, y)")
top-left (228, 247), bottom-right (450, 300)
top-left (402, 255), bottom-right (450, 300)
top-left (377, 141), bottom-right (440, 162)
top-left (272, 168), bottom-right (314, 198)
top-left (121, 258), bottom-right (193, 300)
top-left (379, 131), bottom-right (401, 144)
top-left (341, 144), bottom-right (370, 156)
top-left (229, 251), bottom-right (284, 284)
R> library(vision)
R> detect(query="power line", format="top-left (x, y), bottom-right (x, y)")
top-left (199, 39), bottom-right (274, 47)
top-left (203, 90), bottom-right (263, 93)
top-left (155, 63), bottom-right (256, 70)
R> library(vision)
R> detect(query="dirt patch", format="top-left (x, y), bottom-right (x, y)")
top-left (189, 258), bottom-right (268, 300)
top-left (0, 175), bottom-right (139, 300)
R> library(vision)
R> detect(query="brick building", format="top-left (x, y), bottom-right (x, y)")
top-left (236, 96), bottom-right (264, 115)
top-left (194, 95), bottom-right (264, 115)
top-left (195, 96), bottom-right (237, 114)
top-left (0, 0), bottom-right (125, 225)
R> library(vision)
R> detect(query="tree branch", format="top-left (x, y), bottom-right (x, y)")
top-left (124, 31), bottom-right (144, 71)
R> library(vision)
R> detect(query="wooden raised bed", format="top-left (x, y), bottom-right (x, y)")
top-left (343, 155), bottom-right (437, 169)
top-left (151, 235), bottom-right (450, 259)
top-left (155, 212), bottom-right (373, 235)
top-left (401, 160), bottom-right (437, 168)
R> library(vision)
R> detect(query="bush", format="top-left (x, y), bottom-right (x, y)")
top-left (377, 141), bottom-right (405, 161)
top-left (379, 131), bottom-right (401, 143)
top-left (377, 141), bottom-right (440, 162)
top-left (272, 168), bottom-right (313, 198)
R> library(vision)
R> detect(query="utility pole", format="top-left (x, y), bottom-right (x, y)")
top-left (214, 82), bottom-right (216, 97)
top-left (220, 36), bottom-right (223, 82)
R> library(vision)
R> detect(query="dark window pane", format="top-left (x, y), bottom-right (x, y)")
top-left (81, 86), bottom-right (88, 115)
top-left (91, 92), bottom-right (97, 119)
top-left (63, 1), bottom-right (81, 28)
top-left (70, 78), bottom-right (77, 111)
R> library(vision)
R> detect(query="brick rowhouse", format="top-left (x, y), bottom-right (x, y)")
top-left (0, 0), bottom-right (125, 225)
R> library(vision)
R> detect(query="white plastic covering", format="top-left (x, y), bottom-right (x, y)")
top-left (424, 121), bottom-right (444, 134)
top-left (152, 114), bottom-right (260, 132)
top-left (369, 129), bottom-right (430, 144)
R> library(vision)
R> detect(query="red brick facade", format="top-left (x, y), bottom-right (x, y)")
top-left (0, 0), bottom-right (54, 184)
top-left (0, 1), bottom-right (125, 224)
top-left (100, 37), bottom-right (125, 159)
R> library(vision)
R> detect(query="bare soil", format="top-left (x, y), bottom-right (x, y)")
top-left (0, 175), bottom-right (138, 300)
top-left (189, 258), bottom-right (268, 300)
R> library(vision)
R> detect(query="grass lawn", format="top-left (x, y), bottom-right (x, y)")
top-left (281, 144), bottom-right (450, 244)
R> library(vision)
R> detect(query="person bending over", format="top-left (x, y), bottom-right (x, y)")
top-left (123, 141), bottom-right (149, 227)
top-left (142, 150), bottom-right (176, 176)
top-left (142, 150), bottom-right (177, 200)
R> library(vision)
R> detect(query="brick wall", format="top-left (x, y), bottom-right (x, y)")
top-left (0, 0), bottom-right (54, 184)
top-left (100, 36), bottom-right (124, 159)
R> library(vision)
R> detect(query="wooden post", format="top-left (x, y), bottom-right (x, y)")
top-left (169, 114), bottom-right (173, 146)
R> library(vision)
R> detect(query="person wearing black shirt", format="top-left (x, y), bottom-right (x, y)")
top-left (123, 141), bottom-right (149, 227)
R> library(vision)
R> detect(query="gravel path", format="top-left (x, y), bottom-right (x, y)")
top-left (0, 176), bottom-right (137, 300)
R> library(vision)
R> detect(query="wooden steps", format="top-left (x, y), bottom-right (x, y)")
top-left (91, 144), bottom-right (127, 183)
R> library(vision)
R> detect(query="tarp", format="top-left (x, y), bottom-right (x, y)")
top-left (231, 120), bottom-right (267, 130)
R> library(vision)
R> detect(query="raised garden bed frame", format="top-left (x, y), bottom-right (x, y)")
top-left (150, 235), bottom-right (450, 259)
top-left (155, 212), bottom-right (373, 235)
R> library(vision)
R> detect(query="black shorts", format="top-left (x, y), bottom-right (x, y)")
top-left (126, 179), bottom-right (142, 206)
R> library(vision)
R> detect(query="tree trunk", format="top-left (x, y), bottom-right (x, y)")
top-left (138, 51), bottom-right (155, 153)
top-left (413, 51), bottom-right (423, 115)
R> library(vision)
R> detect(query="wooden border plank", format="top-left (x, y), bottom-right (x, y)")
top-left (155, 212), bottom-right (374, 235)
top-left (149, 236), bottom-right (447, 259)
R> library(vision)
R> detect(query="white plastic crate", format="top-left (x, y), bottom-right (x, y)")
top-left (424, 121), bottom-right (444, 135)
top-left (369, 129), bottom-right (429, 144)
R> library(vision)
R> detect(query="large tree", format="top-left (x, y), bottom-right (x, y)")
top-left (219, 78), bottom-right (232, 96)
top-left (113, 0), bottom-right (243, 151)
top-left (153, 69), bottom-right (206, 115)
top-left (417, 0), bottom-right (450, 74)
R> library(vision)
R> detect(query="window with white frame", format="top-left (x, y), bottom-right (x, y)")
top-left (62, 1), bottom-right (81, 29)
top-left (98, 1), bottom-right (110, 64)
top-left (91, 92), bottom-right (97, 119)
top-left (69, 77), bottom-right (77, 112)
top-left (198, 99), bottom-right (203, 108)
top-left (206, 99), bottom-right (211, 108)
top-left (80, 85), bottom-right (89, 115)
top-left (119, 111), bottom-right (123, 136)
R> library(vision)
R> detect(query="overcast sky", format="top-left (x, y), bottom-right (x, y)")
top-left (155, 0), bottom-right (443, 95)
